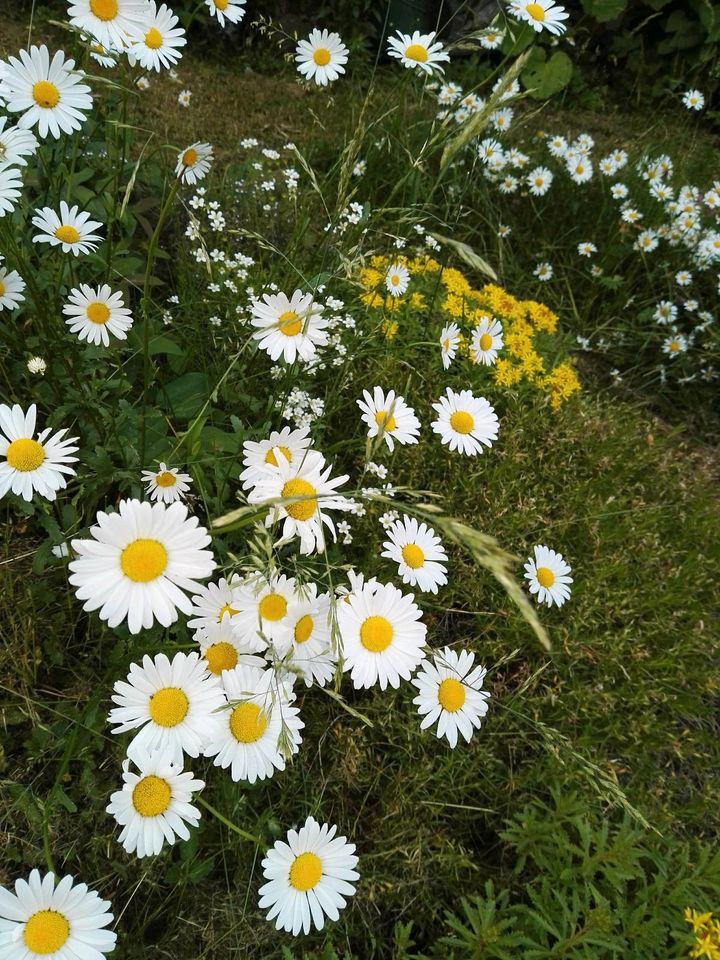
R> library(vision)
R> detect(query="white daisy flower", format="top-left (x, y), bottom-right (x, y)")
top-left (662, 333), bottom-right (688, 357)
top-left (258, 817), bottom-right (359, 935)
top-left (567, 153), bottom-right (593, 184)
top-left (523, 544), bottom-right (573, 608)
top-left (335, 569), bottom-right (380, 604)
top-left (87, 41), bottom-right (118, 68)
top-left (411, 646), bottom-right (490, 747)
top-left (0, 45), bottom-right (92, 139)
top-left (32, 201), bottom-right (103, 256)
top-left (0, 266), bottom-right (25, 311)
top-left (187, 574), bottom-right (245, 631)
top-left (231, 573), bottom-right (297, 648)
top-left (127, 2), bottom-right (187, 72)
top-left (0, 403), bottom-right (78, 502)
top-left (251, 289), bottom-right (329, 364)
top-left (175, 141), bottom-right (213, 185)
top-left (357, 386), bottom-right (421, 451)
top-left (546, 134), bottom-right (567, 157)
top-left (577, 241), bottom-right (597, 258)
top-left (635, 229), bottom-right (659, 253)
top-left (205, 0), bottom-right (246, 28)
top-left (141, 462), bottom-right (193, 503)
top-left (654, 300), bottom-right (677, 325)
top-left (470, 315), bottom-right (503, 366)
top-left (239, 425), bottom-right (312, 489)
top-left (439, 322), bottom-right (461, 369)
top-left (0, 870), bottom-right (116, 960)
top-left (203, 664), bottom-right (303, 783)
top-left (270, 584), bottom-right (336, 688)
top-left (682, 89), bottom-right (704, 111)
top-left (385, 262), bottom-right (409, 296)
top-left (62, 283), bottom-right (133, 345)
top-left (338, 580), bottom-right (427, 690)
top-left (510, 0), bottom-right (569, 34)
top-left (381, 514), bottom-right (448, 594)
top-left (0, 166), bottom-right (22, 216)
top-left (177, 88), bottom-right (191, 106)
top-left (69, 499), bottom-right (216, 635)
top-left (108, 651), bottom-right (226, 763)
top-left (676, 270), bottom-right (692, 286)
top-left (0, 116), bottom-right (39, 168)
top-left (479, 29), bottom-right (504, 49)
top-left (610, 182), bottom-right (628, 200)
top-left (106, 745), bottom-right (204, 857)
top-left (67, 0), bottom-right (149, 50)
top-left (295, 28), bottom-right (348, 86)
top-left (386, 30), bottom-right (450, 76)
top-left (431, 387), bottom-right (499, 456)
top-left (195, 613), bottom-right (266, 678)
top-left (27, 357), bottom-right (47, 375)
top-left (533, 261), bottom-right (553, 281)
top-left (527, 165), bottom-right (553, 196)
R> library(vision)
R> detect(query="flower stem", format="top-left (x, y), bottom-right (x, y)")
top-left (197, 795), bottom-right (262, 845)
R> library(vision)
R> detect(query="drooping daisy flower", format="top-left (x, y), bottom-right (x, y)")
top-left (0, 116), bottom-right (39, 167)
top-left (67, 0), bottom-right (149, 50)
top-left (338, 581), bottom-right (427, 690)
top-left (127, 2), bottom-right (187, 72)
top-left (0, 266), bottom-right (25, 311)
top-left (386, 30), bottom-right (450, 76)
top-left (0, 403), bottom-right (78, 502)
top-left (357, 386), bottom-right (421, 451)
top-left (439, 322), bottom-right (461, 369)
top-left (510, 0), bottom-right (569, 35)
top-left (0, 166), bottom-right (22, 216)
top-left (32, 202), bottom-right (103, 256)
top-left (175, 141), bottom-right (213, 185)
top-left (239, 425), bottom-right (312, 489)
top-left (527, 165), bottom-right (553, 196)
top-left (381, 514), bottom-right (448, 594)
top-left (295, 28), bottom-right (348, 86)
top-left (231, 573), bottom-right (297, 648)
top-left (203, 664), bottom-right (303, 783)
top-left (0, 45), bottom-right (93, 139)
top-left (205, 0), bottom-right (246, 28)
top-left (62, 283), bottom-right (132, 345)
top-left (69, 499), bottom-right (216, 634)
top-left (431, 388), bottom-right (499, 456)
top-left (195, 613), bottom-right (266, 678)
top-left (258, 817), bottom-right (359, 935)
top-left (682, 89), bottom-right (704, 111)
top-left (106, 745), bottom-right (204, 857)
top-left (108, 651), bottom-right (225, 763)
top-left (187, 574), bottom-right (245, 631)
top-left (411, 646), bottom-right (490, 747)
top-left (385, 262), bottom-right (409, 297)
top-left (662, 333), bottom-right (688, 357)
top-left (0, 870), bottom-right (116, 960)
top-left (523, 544), bottom-right (572, 608)
top-left (141, 462), bottom-right (193, 503)
top-left (271, 584), bottom-right (336, 688)
top-left (251, 289), bottom-right (329, 364)
top-left (470, 315), bottom-right (503, 366)
top-left (87, 41), bottom-right (118, 68)
top-left (28, 357), bottom-right (47, 375)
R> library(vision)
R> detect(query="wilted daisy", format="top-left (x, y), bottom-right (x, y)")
top-left (533, 261), bottom-right (553, 281)
top-left (387, 30), bottom-right (449, 75)
top-left (106, 745), bottom-right (204, 858)
top-left (108, 651), bottom-right (225, 763)
top-left (440, 322), bottom-right (461, 369)
top-left (175, 142), bottom-right (213, 184)
top-left (0, 116), bottom-right (38, 167)
top-left (0, 403), bottom-right (78, 502)
top-left (470, 316), bottom-right (503, 366)
top-left (0, 45), bottom-right (92, 139)
top-left (63, 283), bottom-right (133, 345)
top-left (527, 165), bottom-right (553, 196)
top-left (0, 265), bottom-right (25, 311)
top-left (524, 544), bottom-right (573, 608)
top-left (338, 581), bottom-right (427, 690)
top-left (295, 29), bottom-right (348, 86)
top-left (663, 333), bottom-right (688, 357)
top-left (69, 499), bottom-right (216, 634)
top-left (67, 0), bottom-right (149, 50)
top-left (251, 289), bottom-right (329, 364)
top-left (0, 870), bottom-right (116, 960)
top-left (510, 0), bottom-right (568, 34)
top-left (204, 664), bottom-right (303, 783)
top-left (357, 386), bottom-right (421, 451)
top-left (32, 201), bottom-right (103, 256)
top-left (0, 166), bottom-right (22, 216)
top-left (239, 425), bottom-right (312, 489)
top-left (259, 817), bottom-right (359, 935)
top-left (128, 2), bottom-right (187, 71)
top-left (682, 89), bottom-right (704, 111)
top-left (206, 0), bottom-right (246, 28)
top-left (381, 514), bottom-right (448, 594)
top-left (187, 574), bottom-right (245, 631)
top-left (141, 462), bottom-right (193, 503)
top-left (412, 646), bottom-right (490, 748)
top-left (27, 357), bottom-right (47, 375)
top-left (431, 387), bottom-right (499, 456)
top-left (195, 614), bottom-right (265, 677)
top-left (271, 584), bottom-right (336, 688)
top-left (385, 262), bottom-right (409, 297)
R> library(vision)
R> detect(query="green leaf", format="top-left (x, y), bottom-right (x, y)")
top-left (580, 0), bottom-right (627, 21)
top-left (522, 50), bottom-right (573, 100)
top-left (163, 373), bottom-right (210, 421)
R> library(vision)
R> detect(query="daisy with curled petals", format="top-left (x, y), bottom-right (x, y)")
top-left (195, 613), bottom-right (266, 680)
top-left (0, 403), bottom-right (78, 503)
top-left (412, 646), bottom-right (490, 748)
top-left (106, 745), bottom-right (204, 858)
top-left (141, 462), bottom-right (192, 503)
top-left (295, 29), bottom-right (348, 87)
top-left (203, 664), bottom-right (303, 783)
top-left (232, 573), bottom-right (297, 648)
top-left (0, 167), bottom-right (22, 216)
top-left (127, 2), bottom-right (187, 72)
top-left (0, 116), bottom-right (38, 168)
top-left (108, 651), bottom-right (225, 763)
top-left (63, 283), bottom-right (133, 345)
top-left (470, 315), bottom-right (503, 366)
top-left (0, 45), bottom-right (92, 140)
top-left (0, 869), bottom-right (116, 960)
top-left (381, 514), bottom-right (448, 594)
top-left (523, 544), bottom-right (572, 608)
top-left (385, 262), bottom-right (409, 296)
top-left (431, 387), bottom-right (499, 456)
top-left (32, 201), bottom-right (103, 256)
top-left (206, 0), bottom-right (247, 27)
top-left (509, 0), bottom-right (569, 35)
top-left (335, 569), bottom-right (379, 604)
top-left (175, 142), bottom-right (213, 185)
top-left (67, 0), bottom-right (149, 50)
top-left (88, 41), bottom-right (119, 68)
top-left (440, 321), bottom-right (461, 370)
top-left (338, 581), bottom-right (427, 690)
top-left (357, 386), bottom-right (421, 452)
top-left (239, 425), bottom-right (312, 490)
top-left (0, 266), bottom-right (25, 311)
top-left (187, 574), bottom-right (245, 631)
top-left (387, 30), bottom-right (450, 76)
top-left (271, 584), bottom-right (336, 688)
top-left (68, 498), bottom-right (216, 634)
top-left (258, 817), bottom-right (359, 935)
top-left (251, 289), bottom-right (329, 364)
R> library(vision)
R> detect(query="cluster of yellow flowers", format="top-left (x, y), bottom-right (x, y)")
top-left (358, 254), bottom-right (580, 410)
top-left (685, 908), bottom-right (720, 959)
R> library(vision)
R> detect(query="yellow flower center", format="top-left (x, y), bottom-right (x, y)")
top-left (390, 274), bottom-right (400, 286)
top-left (281, 478), bottom-right (317, 521)
top-left (182, 147), bottom-right (198, 167)
top-left (145, 26), bottom-right (163, 49)
top-left (259, 592), bottom-right (287, 621)
top-left (313, 47), bottom-right (331, 66)
top-left (229, 702), bottom-right (268, 742)
top-left (265, 444), bottom-right (292, 467)
top-left (442, 338), bottom-right (450, 350)
top-left (374, 410), bottom-right (397, 433)
top-left (526, 2), bottom-right (546, 21)
top-left (294, 614), bottom-right (314, 644)
top-left (438, 677), bottom-right (466, 712)
top-left (218, 602), bottom-right (239, 619)
top-left (89, 0), bottom-right (118, 19)
top-left (149, 687), bottom-right (189, 727)
top-left (401, 543), bottom-right (425, 569)
top-left (132, 774), bottom-right (172, 817)
top-left (120, 538), bottom-right (168, 582)
top-left (23, 910), bottom-right (70, 955)
top-left (0, 280), bottom-right (5, 296)
top-left (289, 851), bottom-right (323, 891)
top-left (479, 333), bottom-right (493, 351)
top-left (360, 615), bottom-right (393, 652)
top-left (405, 43), bottom-right (428, 62)
top-left (536, 566), bottom-right (555, 588)
top-left (32, 80), bottom-right (60, 109)
top-left (450, 410), bottom-right (474, 434)
top-left (669, 341), bottom-right (680, 352)
top-left (535, 177), bottom-right (544, 187)
top-left (86, 301), bottom-right (111, 325)
top-left (215, 0), bottom-right (229, 8)
top-left (155, 470), bottom-right (177, 487)
top-left (54, 225), bottom-right (81, 244)
top-left (278, 310), bottom-right (303, 337)
top-left (6, 438), bottom-right (45, 472)
top-left (204, 641), bottom-right (238, 674)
